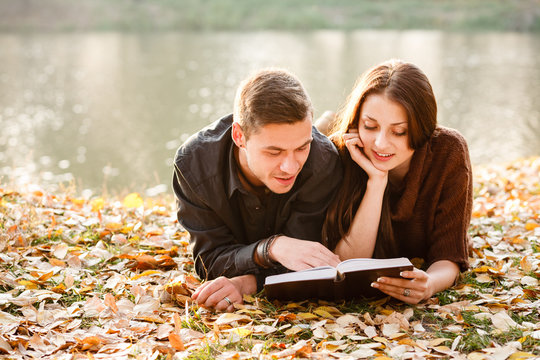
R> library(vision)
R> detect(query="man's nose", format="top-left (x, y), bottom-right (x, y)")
top-left (280, 153), bottom-right (300, 174)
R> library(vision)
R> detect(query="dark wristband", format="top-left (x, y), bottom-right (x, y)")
top-left (253, 234), bottom-right (282, 269)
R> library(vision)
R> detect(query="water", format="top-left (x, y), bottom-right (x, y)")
top-left (1, 31), bottom-right (539, 194)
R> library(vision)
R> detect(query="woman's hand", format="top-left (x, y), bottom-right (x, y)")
top-left (343, 131), bottom-right (387, 181)
top-left (370, 268), bottom-right (434, 304)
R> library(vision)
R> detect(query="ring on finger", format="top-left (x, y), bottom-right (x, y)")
top-left (403, 288), bottom-right (411, 297)
top-left (223, 296), bottom-right (233, 306)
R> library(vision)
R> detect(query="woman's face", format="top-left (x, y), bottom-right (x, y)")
top-left (358, 93), bottom-right (415, 179)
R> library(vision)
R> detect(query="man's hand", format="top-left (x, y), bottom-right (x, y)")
top-left (191, 274), bottom-right (257, 312)
top-left (269, 236), bottom-right (341, 271)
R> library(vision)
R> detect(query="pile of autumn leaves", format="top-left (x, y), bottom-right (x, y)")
top-left (0, 157), bottom-right (539, 360)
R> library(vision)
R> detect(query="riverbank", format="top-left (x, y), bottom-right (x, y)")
top-left (0, 0), bottom-right (538, 32)
top-left (0, 157), bottom-right (539, 358)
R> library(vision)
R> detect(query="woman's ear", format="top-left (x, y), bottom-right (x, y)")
top-left (231, 122), bottom-right (246, 148)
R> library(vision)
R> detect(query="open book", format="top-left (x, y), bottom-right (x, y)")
top-left (264, 257), bottom-right (414, 301)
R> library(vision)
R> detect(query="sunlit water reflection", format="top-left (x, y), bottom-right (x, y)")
top-left (0, 31), bottom-right (539, 194)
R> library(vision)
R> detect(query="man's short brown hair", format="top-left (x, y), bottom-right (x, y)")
top-left (233, 68), bottom-right (313, 138)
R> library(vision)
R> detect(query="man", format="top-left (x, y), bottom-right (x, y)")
top-left (173, 69), bottom-right (342, 311)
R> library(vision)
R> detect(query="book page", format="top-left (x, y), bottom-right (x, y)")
top-left (264, 266), bottom-right (337, 285)
top-left (336, 257), bottom-right (412, 273)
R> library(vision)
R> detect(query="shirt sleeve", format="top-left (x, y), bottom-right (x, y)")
top-left (282, 141), bottom-right (343, 242)
top-left (426, 149), bottom-right (472, 271)
top-left (172, 164), bottom-right (263, 281)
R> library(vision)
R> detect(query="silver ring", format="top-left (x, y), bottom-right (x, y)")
top-left (223, 296), bottom-right (233, 306)
top-left (403, 288), bottom-right (411, 297)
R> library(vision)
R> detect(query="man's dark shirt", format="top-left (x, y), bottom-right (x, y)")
top-left (172, 114), bottom-right (343, 289)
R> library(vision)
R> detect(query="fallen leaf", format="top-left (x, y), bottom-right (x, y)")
top-left (123, 193), bottom-right (144, 208)
top-left (168, 332), bottom-right (185, 351)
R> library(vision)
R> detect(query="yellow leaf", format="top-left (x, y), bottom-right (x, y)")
top-left (79, 286), bottom-right (93, 293)
top-left (131, 270), bottom-right (161, 280)
top-left (315, 306), bottom-right (342, 316)
top-left (237, 309), bottom-right (265, 316)
top-left (90, 198), bottom-right (104, 212)
top-left (297, 312), bottom-right (319, 320)
top-left (428, 338), bottom-right (451, 346)
top-left (467, 352), bottom-right (487, 360)
top-left (36, 271), bottom-right (54, 281)
top-left (380, 309), bottom-right (394, 316)
top-left (18, 280), bottom-right (38, 289)
top-left (525, 221), bottom-right (539, 231)
top-left (51, 284), bottom-right (66, 293)
top-left (284, 302), bottom-right (303, 309)
top-left (314, 309), bottom-right (335, 319)
top-left (509, 351), bottom-right (537, 359)
top-left (472, 265), bottom-right (502, 274)
top-left (105, 222), bottom-right (123, 231)
top-left (123, 193), bottom-right (143, 208)
top-left (231, 327), bottom-right (252, 337)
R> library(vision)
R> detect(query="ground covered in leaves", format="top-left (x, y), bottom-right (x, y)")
top-left (1, 158), bottom-right (539, 360)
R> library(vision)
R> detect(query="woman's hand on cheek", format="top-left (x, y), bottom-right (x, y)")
top-left (371, 268), bottom-right (434, 305)
top-left (343, 132), bottom-right (387, 181)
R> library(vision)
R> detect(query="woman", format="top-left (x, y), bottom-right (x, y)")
top-left (323, 59), bottom-right (472, 304)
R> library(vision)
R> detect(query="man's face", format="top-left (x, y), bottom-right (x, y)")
top-left (234, 116), bottom-right (313, 194)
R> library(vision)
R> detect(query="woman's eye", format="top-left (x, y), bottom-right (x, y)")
top-left (393, 130), bottom-right (407, 136)
top-left (363, 124), bottom-right (376, 130)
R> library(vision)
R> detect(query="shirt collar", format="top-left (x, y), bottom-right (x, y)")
top-left (227, 143), bottom-right (247, 198)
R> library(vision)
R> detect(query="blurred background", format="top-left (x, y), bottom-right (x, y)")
top-left (0, 0), bottom-right (539, 195)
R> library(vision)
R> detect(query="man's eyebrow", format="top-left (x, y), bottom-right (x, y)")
top-left (364, 115), bottom-right (407, 126)
top-left (264, 138), bottom-right (313, 151)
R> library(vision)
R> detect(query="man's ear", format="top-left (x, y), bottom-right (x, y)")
top-left (231, 122), bottom-right (246, 148)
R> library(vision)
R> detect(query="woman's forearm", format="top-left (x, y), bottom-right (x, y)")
top-left (425, 260), bottom-right (460, 297)
top-left (335, 178), bottom-right (387, 260)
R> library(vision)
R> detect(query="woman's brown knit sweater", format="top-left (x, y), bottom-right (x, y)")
top-left (388, 126), bottom-right (472, 271)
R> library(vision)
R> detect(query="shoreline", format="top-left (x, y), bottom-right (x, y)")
top-left (0, 0), bottom-right (538, 33)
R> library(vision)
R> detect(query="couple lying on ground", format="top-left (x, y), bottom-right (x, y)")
top-left (172, 59), bottom-right (472, 312)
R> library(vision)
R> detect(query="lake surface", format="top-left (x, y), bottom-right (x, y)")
top-left (1, 31), bottom-right (539, 194)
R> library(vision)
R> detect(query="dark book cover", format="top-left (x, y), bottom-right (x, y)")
top-left (264, 257), bottom-right (414, 301)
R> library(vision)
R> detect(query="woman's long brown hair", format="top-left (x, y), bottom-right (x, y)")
top-left (322, 60), bottom-right (438, 257)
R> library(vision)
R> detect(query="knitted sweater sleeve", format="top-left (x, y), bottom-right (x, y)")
top-left (426, 131), bottom-right (472, 271)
